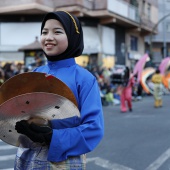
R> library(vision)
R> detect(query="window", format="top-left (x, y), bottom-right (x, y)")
top-left (147, 3), bottom-right (151, 20)
top-left (130, 0), bottom-right (138, 7)
top-left (142, 0), bottom-right (145, 14)
top-left (130, 36), bottom-right (138, 51)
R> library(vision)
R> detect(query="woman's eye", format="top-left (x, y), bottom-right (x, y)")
top-left (55, 31), bottom-right (63, 34)
top-left (42, 31), bottom-right (47, 35)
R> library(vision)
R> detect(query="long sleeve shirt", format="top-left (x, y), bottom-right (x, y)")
top-left (33, 58), bottom-right (104, 162)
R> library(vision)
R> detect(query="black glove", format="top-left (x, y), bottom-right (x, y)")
top-left (15, 120), bottom-right (52, 145)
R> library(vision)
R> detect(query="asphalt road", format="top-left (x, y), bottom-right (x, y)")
top-left (87, 94), bottom-right (170, 170)
top-left (0, 94), bottom-right (170, 170)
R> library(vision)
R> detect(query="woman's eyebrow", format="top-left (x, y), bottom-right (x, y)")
top-left (53, 27), bottom-right (64, 31)
top-left (42, 27), bottom-right (64, 30)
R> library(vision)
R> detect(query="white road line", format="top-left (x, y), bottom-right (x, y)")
top-left (87, 157), bottom-right (135, 170)
top-left (0, 145), bottom-right (17, 150)
top-left (0, 154), bottom-right (16, 161)
top-left (0, 169), bottom-right (14, 170)
top-left (145, 148), bottom-right (170, 170)
top-left (0, 140), bottom-right (8, 144)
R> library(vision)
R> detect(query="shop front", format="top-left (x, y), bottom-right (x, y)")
top-left (18, 37), bottom-right (45, 68)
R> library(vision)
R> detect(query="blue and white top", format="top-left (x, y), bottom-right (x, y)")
top-left (14, 58), bottom-right (104, 169)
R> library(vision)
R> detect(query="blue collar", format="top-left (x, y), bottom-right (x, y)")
top-left (47, 58), bottom-right (76, 69)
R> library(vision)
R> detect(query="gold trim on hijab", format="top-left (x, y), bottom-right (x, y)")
top-left (61, 10), bottom-right (80, 34)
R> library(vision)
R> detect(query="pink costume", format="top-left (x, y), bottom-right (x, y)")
top-left (120, 76), bottom-right (134, 112)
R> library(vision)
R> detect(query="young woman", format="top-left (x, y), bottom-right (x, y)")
top-left (15, 11), bottom-right (104, 169)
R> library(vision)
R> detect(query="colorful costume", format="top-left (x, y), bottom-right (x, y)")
top-left (119, 76), bottom-right (134, 112)
top-left (14, 11), bottom-right (104, 170)
top-left (151, 71), bottom-right (163, 107)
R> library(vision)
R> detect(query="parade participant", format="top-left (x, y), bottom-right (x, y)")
top-left (151, 68), bottom-right (163, 108)
top-left (14, 11), bottom-right (104, 169)
top-left (118, 69), bottom-right (134, 113)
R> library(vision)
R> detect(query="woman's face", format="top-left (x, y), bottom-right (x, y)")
top-left (41, 19), bottom-right (68, 56)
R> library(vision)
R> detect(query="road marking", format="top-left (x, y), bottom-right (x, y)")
top-left (0, 145), bottom-right (17, 150)
top-left (0, 154), bottom-right (16, 161)
top-left (87, 157), bottom-right (135, 170)
top-left (145, 148), bottom-right (170, 170)
top-left (0, 142), bottom-right (170, 170)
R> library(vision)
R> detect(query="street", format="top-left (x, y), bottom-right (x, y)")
top-left (87, 94), bottom-right (170, 170)
top-left (0, 94), bottom-right (170, 170)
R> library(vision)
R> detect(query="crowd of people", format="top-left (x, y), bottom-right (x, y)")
top-left (0, 62), bottom-right (25, 85)
top-left (0, 60), bottom-right (144, 111)
top-left (3, 58), bottom-right (166, 113)
top-left (83, 64), bottom-right (144, 111)
top-left (0, 58), bottom-right (44, 84)
top-left (90, 64), bottom-right (168, 111)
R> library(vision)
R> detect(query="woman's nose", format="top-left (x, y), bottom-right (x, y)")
top-left (46, 32), bottom-right (54, 40)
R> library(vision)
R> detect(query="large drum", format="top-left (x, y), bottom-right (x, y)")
top-left (110, 65), bottom-right (130, 86)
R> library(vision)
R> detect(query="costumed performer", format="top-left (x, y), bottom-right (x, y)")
top-left (118, 68), bottom-right (134, 113)
top-left (14, 11), bottom-right (104, 170)
top-left (151, 68), bottom-right (163, 108)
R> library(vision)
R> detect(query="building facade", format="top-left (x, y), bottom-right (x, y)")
top-left (145, 0), bottom-right (170, 66)
top-left (0, 0), bottom-right (158, 68)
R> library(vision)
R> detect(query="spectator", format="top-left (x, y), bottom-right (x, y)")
top-left (105, 87), bottom-right (120, 106)
top-left (3, 62), bottom-right (15, 81)
top-left (14, 63), bottom-right (23, 75)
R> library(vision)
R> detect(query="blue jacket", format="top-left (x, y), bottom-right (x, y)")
top-left (33, 58), bottom-right (104, 162)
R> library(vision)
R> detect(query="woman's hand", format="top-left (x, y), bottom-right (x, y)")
top-left (15, 120), bottom-right (52, 145)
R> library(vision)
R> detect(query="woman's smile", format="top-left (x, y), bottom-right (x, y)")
top-left (45, 43), bottom-right (56, 50)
